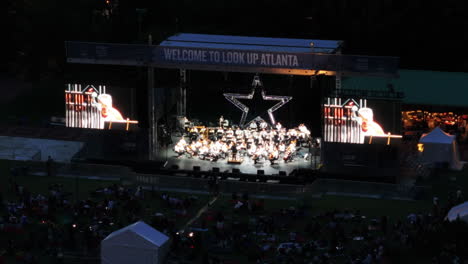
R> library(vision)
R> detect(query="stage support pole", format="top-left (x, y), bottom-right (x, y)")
top-left (183, 71), bottom-right (187, 117)
top-left (335, 62), bottom-right (342, 95)
top-left (178, 69), bottom-right (187, 117)
top-left (311, 74), bottom-right (317, 169)
top-left (148, 34), bottom-right (157, 160)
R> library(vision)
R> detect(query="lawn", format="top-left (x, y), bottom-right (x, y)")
top-left (309, 195), bottom-right (432, 220)
top-left (0, 159), bottom-right (211, 227)
top-left (2, 158), bottom-right (466, 263)
top-left (0, 159), bottom-right (211, 263)
top-left (0, 159), bottom-right (120, 202)
top-left (181, 193), bottom-right (434, 264)
top-left (416, 167), bottom-right (468, 204)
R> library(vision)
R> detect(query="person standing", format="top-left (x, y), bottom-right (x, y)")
top-left (219, 116), bottom-right (224, 128)
top-left (46, 156), bottom-right (54, 177)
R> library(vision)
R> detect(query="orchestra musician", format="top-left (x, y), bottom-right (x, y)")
top-left (219, 116), bottom-right (224, 128)
top-left (231, 143), bottom-right (238, 160)
top-left (174, 138), bottom-right (187, 157)
top-left (283, 141), bottom-right (296, 163)
top-left (269, 148), bottom-right (279, 165)
top-left (252, 145), bottom-right (263, 164)
top-left (171, 120), bottom-right (312, 165)
top-left (249, 121), bottom-right (258, 130)
top-left (275, 122), bottom-right (282, 131)
top-left (259, 120), bottom-right (268, 130)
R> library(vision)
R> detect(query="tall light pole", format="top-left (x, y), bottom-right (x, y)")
top-left (136, 8), bottom-right (147, 40)
top-left (147, 34), bottom-right (156, 160)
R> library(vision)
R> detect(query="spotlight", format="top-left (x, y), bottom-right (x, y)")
top-left (252, 74), bottom-right (262, 87)
top-left (188, 232), bottom-right (194, 238)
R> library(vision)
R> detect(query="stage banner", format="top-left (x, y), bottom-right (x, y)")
top-left (155, 46), bottom-right (314, 69)
top-left (65, 42), bottom-right (399, 77)
top-left (339, 55), bottom-right (399, 77)
top-left (65, 41), bottom-right (152, 66)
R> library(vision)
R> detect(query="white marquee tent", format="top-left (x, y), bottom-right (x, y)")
top-left (101, 221), bottom-right (170, 264)
top-left (446, 202), bottom-right (468, 222)
top-left (419, 127), bottom-right (464, 170)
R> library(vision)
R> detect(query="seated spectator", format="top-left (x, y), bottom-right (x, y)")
top-left (234, 200), bottom-right (243, 210)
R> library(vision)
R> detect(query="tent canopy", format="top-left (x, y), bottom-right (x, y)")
top-left (419, 127), bottom-right (455, 144)
top-left (101, 221), bottom-right (170, 264)
top-left (447, 202), bottom-right (468, 222)
top-left (103, 221), bottom-right (169, 248)
top-left (418, 127), bottom-right (463, 170)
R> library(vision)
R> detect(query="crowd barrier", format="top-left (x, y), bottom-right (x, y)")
top-left (307, 178), bottom-right (430, 199)
top-left (19, 159), bottom-right (432, 199)
top-left (134, 173), bottom-right (307, 196)
top-left (12, 159), bottom-right (132, 179)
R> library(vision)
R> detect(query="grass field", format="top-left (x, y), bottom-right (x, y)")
top-left (2, 159), bottom-right (468, 263)
top-left (0, 159), bottom-right (212, 263)
top-left (417, 168), bottom-right (468, 203)
top-left (2, 159), bottom-right (464, 222)
top-left (192, 194), bottom-right (434, 264)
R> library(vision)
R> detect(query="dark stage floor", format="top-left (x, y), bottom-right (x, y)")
top-left (157, 136), bottom-right (320, 176)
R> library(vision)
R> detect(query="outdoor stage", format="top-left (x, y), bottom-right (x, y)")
top-left (158, 136), bottom-right (320, 176)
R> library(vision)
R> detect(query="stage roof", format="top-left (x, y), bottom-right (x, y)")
top-left (342, 69), bottom-right (468, 107)
top-left (159, 33), bottom-right (342, 54)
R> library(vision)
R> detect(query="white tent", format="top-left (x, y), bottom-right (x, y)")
top-left (419, 127), bottom-right (464, 170)
top-left (101, 221), bottom-right (170, 264)
top-left (446, 202), bottom-right (468, 222)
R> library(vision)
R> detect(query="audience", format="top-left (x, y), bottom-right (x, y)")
top-left (0, 180), bottom-right (200, 263)
top-left (1, 177), bottom-right (467, 263)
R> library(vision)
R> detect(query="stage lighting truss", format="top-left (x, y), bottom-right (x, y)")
top-left (224, 75), bottom-right (292, 127)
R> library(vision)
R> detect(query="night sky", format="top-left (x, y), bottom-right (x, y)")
top-left (1, 0), bottom-right (466, 127)
top-left (3, 0), bottom-right (468, 74)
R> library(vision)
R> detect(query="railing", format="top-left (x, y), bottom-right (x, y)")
top-left (332, 89), bottom-right (404, 100)
top-left (21, 159), bottom-right (433, 199)
top-left (307, 178), bottom-right (424, 199)
top-left (134, 173), bottom-right (307, 196)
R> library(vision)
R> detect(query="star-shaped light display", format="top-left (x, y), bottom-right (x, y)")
top-left (224, 78), bottom-right (292, 127)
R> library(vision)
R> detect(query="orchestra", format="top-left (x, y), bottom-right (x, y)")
top-left (173, 118), bottom-right (312, 165)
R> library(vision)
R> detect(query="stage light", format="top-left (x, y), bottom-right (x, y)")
top-left (417, 143), bottom-right (424, 153)
top-left (252, 74), bottom-right (262, 86)
top-left (188, 232), bottom-right (194, 237)
top-left (72, 224), bottom-right (77, 228)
